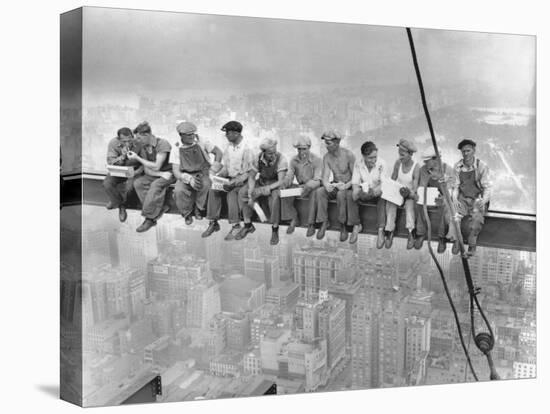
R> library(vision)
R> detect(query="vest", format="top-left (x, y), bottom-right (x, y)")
top-left (258, 152), bottom-right (281, 186)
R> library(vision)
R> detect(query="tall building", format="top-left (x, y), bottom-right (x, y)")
top-left (117, 225), bottom-right (158, 270)
top-left (186, 282), bottom-right (221, 329)
top-left (220, 274), bottom-right (266, 313)
top-left (404, 315), bottom-right (431, 383)
top-left (223, 312), bottom-right (251, 351)
top-left (469, 248), bottom-right (518, 286)
top-left (317, 296), bottom-right (346, 370)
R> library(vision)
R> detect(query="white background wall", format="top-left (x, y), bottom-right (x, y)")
top-left (1, 0), bottom-right (546, 413)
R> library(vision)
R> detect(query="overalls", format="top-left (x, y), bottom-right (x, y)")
top-left (457, 160), bottom-right (486, 245)
top-left (240, 153), bottom-right (282, 225)
top-left (174, 143), bottom-right (212, 217)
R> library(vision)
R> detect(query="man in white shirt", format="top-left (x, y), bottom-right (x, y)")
top-left (170, 121), bottom-right (223, 225)
top-left (349, 141), bottom-right (387, 247)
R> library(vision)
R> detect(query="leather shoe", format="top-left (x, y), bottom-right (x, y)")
top-left (467, 245), bottom-right (477, 257)
top-left (306, 224), bottom-right (316, 237)
top-left (118, 206), bottom-right (127, 223)
top-left (451, 240), bottom-right (460, 255)
top-left (406, 231), bottom-right (415, 250)
top-left (376, 228), bottom-right (385, 249)
top-left (202, 221), bottom-right (220, 238)
top-left (286, 219), bottom-right (297, 235)
top-left (316, 222), bottom-right (328, 240)
top-left (437, 238), bottom-right (447, 253)
top-left (414, 234), bottom-right (425, 250)
top-left (235, 224), bottom-right (256, 240)
top-left (340, 225), bottom-right (349, 242)
top-left (349, 224), bottom-right (361, 244)
top-left (385, 231), bottom-right (394, 249)
top-left (185, 214), bottom-right (194, 225)
top-left (224, 224), bottom-right (241, 241)
top-left (136, 218), bottom-right (156, 233)
top-left (271, 227), bottom-right (280, 245)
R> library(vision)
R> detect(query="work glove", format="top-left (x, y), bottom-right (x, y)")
top-left (399, 187), bottom-right (411, 199)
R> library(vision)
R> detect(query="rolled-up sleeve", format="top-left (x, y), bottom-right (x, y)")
top-left (351, 161), bottom-right (361, 185)
top-left (312, 156), bottom-right (323, 181)
top-left (277, 155), bottom-right (289, 172)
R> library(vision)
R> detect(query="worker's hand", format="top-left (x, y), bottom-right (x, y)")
top-left (190, 174), bottom-right (203, 190)
top-left (160, 171), bottom-right (173, 181)
top-left (371, 186), bottom-right (382, 197)
top-left (222, 182), bottom-right (235, 192)
top-left (210, 161), bottom-right (223, 174)
top-left (399, 187), bottom-right (411, 199)
top-left (126, 151), bottom-right (138, 160)
top-left (352, 188), bottom-right (360, 201)
top-left (474, 198), bottom-right (485, 211)
top-left (325, 183), bottom-right (335, 193)
top-left (335, 182), bottom-right (346, 191)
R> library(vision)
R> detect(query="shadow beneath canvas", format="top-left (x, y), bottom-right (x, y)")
top-left (36, 384), bottom-right (59, 399)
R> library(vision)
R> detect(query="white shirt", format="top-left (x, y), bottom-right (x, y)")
top-left (351, 158), bottom-right (387, 190)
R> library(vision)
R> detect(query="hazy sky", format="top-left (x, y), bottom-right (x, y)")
top-left (82, 7), bottom-right (535, 106)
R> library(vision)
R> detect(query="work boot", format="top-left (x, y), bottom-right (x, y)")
top-left (451, 240), bottom-right (460, 255)
top-left (184, 214), bottom-right (194, 225)
top-left (376, 228), bottom-right (385, 249)
top-left (136, 218), bottom-right (156, 233)
top-left (286, 219), bottom-right (297, 235)
top-left (340, 224), bottom-right (349, 242)
top-left (406, 231), bottom-right (415, 250)
top-left (118, 206), bottom-right (127, 223)
top-left (467, 245), bottom-right (477, 257)
top-left (202, 220), bottom-right (220, 238)
top-left (306, 224), bottom-right (316, 237)
top-left (437, 238), bottom-right (447, 253)
top-left (224, 224), bottom-right (242, 241)
top-left (106, 202), bottom-right (116, 210)
top-left (414, 234), bottom-right (425, 250)
top-left (385, 231), bottom-right (394, 249)
top-left (316, 222), bottom-right (328, 240)
top-left (235, 223), bottom-right (256, 240)
top-left (349, 224), bottom-right (362, 244)
top-left (270, 227), bottom-right (280, 245)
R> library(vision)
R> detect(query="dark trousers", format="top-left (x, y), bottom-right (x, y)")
top-left (103, 175), bottom-right (135, 208)
top-left (133, 174), bottom-right (176, 219)
top-left (348, 191), bottom-right (386, 228)
top-left (315, 187), bottom-right (352, 225)
top-left (280, 185), bottom-right (318, 225)
top-left (456, 194), bottom-right (486, 245)
top-left (240, 185), bottom-right (282, 226)
top-left (415, 202), bottom-right (448, 238)
top-left (206, 184), bottom-right (245, 224)
top-left (174, 175), bottom-right (212, 217)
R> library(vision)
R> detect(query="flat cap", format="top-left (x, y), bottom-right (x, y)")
top-left (421, 148), bottom-right (441, 161)
top-left (396, 138), bottom-right (417, 153)
top-left (293, 136), bottom-right (312, 148)
top-left (458, 139), bottom-right (477, 150)
top-left (221, 120), bottom-right (243, 133)
top-left (321, 130), bottom-right (342, 141)
top-left (259, 137), bottom-right (278, 151)
top-left (176, 121), bottom-right (197, 135)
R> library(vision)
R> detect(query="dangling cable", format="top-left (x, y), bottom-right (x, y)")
top-left (406, 27), bottom-right (499, 380)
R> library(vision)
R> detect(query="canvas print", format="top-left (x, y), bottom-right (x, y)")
top-left (60, 7), bottom-right (536, 407)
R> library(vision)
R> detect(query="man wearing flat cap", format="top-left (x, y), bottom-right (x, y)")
top-left (237, 137), bottom-right (288, 245)
top-left (415, 148), bottom-right (456, 251)
top-left (450, 139), bottom-right (492, 256)
top-left (313, 130), bottom-right (356, 242)
top-left (202, 121), bottom-right (255, 241)
top-left (384, 138), bottom-right (420, 249)
top-left (281, 136), bottom-right (322, 235)
top-left (170, 121), bottom-right (223, 225)
top-left (127, 121), bottom-right (175, 233)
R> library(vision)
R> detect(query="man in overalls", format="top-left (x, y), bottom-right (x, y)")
top-left (281, 136), bottom-right (322, 235)
top-left (414, 148), bottom-right (456, 251)
top-left (170, 121), bottom-right (223, 225)
top-left (237, 138), bottom-right (288, 245)
top-left (451, 139), bottom-right (492, 256)
top-left (127, 122), bottom-right (175, 233)
top-left (103, 127), bottom-right (143, 222)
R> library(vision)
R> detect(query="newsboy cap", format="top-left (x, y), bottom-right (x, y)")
top-left (221, 120), bottom-right (243, 133)
top-left (176, 121), bottom-right (197, 135)
top-left (293, 136), bottom-right (312, 148)
top-left (321, 130), bottom-right (342, 141)
top-left (420, 148), bottom-right (441, 161)
top-left (396, 138), bottom-right (417, 153)
top-left (260, 137), bottom-right (278, 151)
top-left (458, 139), bottom-right (477, 150)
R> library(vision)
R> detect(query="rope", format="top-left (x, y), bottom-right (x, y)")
top-left (406, 27), bottom-right (499, 381)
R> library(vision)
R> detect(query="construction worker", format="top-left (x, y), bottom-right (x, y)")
top-left (170, 121), bottom-right (223, 225)
top-left (103, 127), bottom-right (143, 222)
top-left (281, 136), bottom-right (322, 235)
top-left (349, 141), bottom-right (387, 247)
top-left (237, 138), bottom-right (288, 245)
top-left (127, 122), bottom-right (175, 233)
top-left (313, 130), bottom-right (356, 241)
top-left (201, 121), bottom-right (255, 241)
top-left (414, 148), bottom-right (456, 251)
top-left (384, 139), bottom-right (420, 249)
top-left (450, 139), bottom-right (492, 256)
